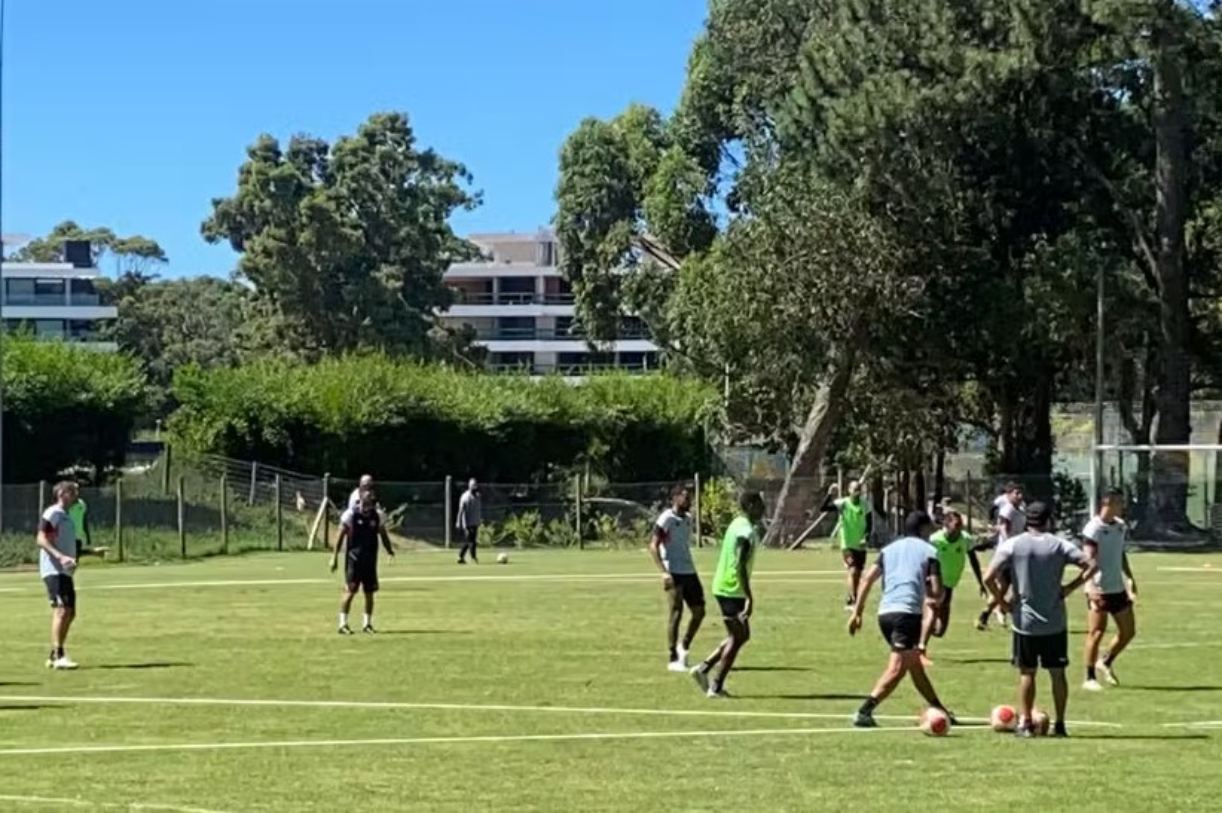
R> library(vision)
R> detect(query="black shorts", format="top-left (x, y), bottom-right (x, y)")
top-left (464, 526), bottom-right (479, 545)
top-left (345, 559), bottom-right (379, 593)
top-left (43, 575), bottom-right (76, 609)
top-left (1012, 631), bottom-right (1069, 670)
top-left (843, 548), bottom-right (867, 570)
top-left (878, 612), bottom-right (922, 651)
top-left (1090, 591), bottom-right (1132, 615)
top-left (668, 573), bottom-right (705, 608)
top-left (716, 595), bottom-right (747, 620)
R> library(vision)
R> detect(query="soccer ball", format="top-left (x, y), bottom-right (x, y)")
top-left (1031, 709), bottom-right (1051, 736)
top-left (920, 707), bottom-right (950, 737)
top-left (990, 705), bottom-right (1018, 732)
top-left (496, 552), bottom-right (509, 565)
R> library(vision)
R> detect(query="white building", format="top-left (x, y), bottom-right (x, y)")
top-left (1, 239), bottom-right (118, 350)
top-left (442, 230), bottom-right (659, 374)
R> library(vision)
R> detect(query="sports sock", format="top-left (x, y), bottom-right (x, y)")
top-left (362, 613), bottom-right (372, 628)
top-left (669, 647), bottom-right (679, 662)
top-left (857, 696), bottom-right (879, 716)
top-left (1103, 651), bottom-right (1115, 668)
top-left (978, 610), bottom-right (990, 625)
top-left (1086, 665), bottom-right (1096, 680)
top-left (55, 646), bottom-right (64, 659)
top-left (338, 612), bottom-right (348, 628)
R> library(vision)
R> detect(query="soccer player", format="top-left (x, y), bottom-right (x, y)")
top-left (977, 482), bottom-right (1026, 630)
top-left (848, 511), bottom-right (953, 728)
top-left (456, 478), bottom-right (482, 565)
top-left (649, 483), bottom-right (705, 672)
top-left (690, 492), bottom-right (765, 698)
top-left (348, 474), bottom-right (374, 513)
top-left (983, 501), bottom-right (1095, 738)
top-left (330, 489), bottom-right (395, 634)
top-left (1081, 488), bottom-right (1138, 691)
top-left (917, 509), bottom-right (984, 660)
top-left (37, 482), bottom-right (82, 669)
top-left (821, 480), bottom-right (872, 609)
top-left (68, 492), bottom-right (91, 552)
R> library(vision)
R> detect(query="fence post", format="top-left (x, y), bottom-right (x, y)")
top-left (694, 473), bottom-right (703, 548)
top-left (38, 481), bottom-right (47, 512)
top-left (248, 462), bottom-right (258, 506)
top-left (162, 444), bottom-right (172, 496)
top-left (275, 474), bottom-right (284, 552)
top-left (115, 479), bottom-right (124, 563)
top-left (220, 474), bottom-right (229, 555)
top-left (966, 470), bottom-right (974, 533)
top-left (322, 473), bottom-right (331, 551)
top-left (574, 475), bottom-right (584, 550)
top-left (837, 466), bottom-right (845, 495)
top-left (444, 476), bottom-right (453, 549)
top-left (177, 476), bottom-right (186, 558)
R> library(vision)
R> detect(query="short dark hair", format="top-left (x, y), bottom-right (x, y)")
top-left (739, 491), bottom-right (765, 513)
top-left (1103, 487), bottom-right (1124, 500)
top-left (1004, 481), bottom-right (1022, 493)
top-left (671, 483), bottom-right (690, 500)
top-left (1026, 501), bottom-right (1054, 529)
top-left (904, 511), bottom-right (933, 536)
top-left (943, 509), bottom-right (962, 521)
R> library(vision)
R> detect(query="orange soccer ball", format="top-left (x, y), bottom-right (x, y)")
top-left (920, 707), bottom-right (951, 737)
top-left (1031, 709), bottom-right (1051, 736)
top-left (990, 705), bottom-right (1018, 732)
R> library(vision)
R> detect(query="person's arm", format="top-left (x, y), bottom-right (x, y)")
top-left (380, 525), bottom-right (395, 557)
top-left (648, 524), bottom-right (673, 586)
top-left (80, 511), bottom-right (92, 550)
top-left (967, 543), bottom-right (986, 595)
top-left (737, 536), bottom-right (754, 619)
top-left (820, 486), bottom-right (839, 514)
top-left (925, 558), bottom-right (944, 605)
top-left (1081, 540), bottom-right (1100, 596)
top-left (330, 524), bottom-right (349, 572)
top-left (456, 495), bottom-right (469, 530)
top-left (1122, 553), bottom-right (1137, 600)
top-left (1060, 543), bottom-right (1097, 599)
top-left (848, 564), bottom-right (882, 635)
top-left (36, 517), bottom-right (75, 570)
top-left (982, 546), bottom-right (1012, 613)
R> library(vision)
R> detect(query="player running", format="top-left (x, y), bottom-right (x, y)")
top-left (917, 509), bottom-right (984, 661)
top-left (37, 482), bottom-right (83, 669)
top-left (649, 483), bottom-right (706, 672)
top-left (1081, 488), bottom-right (1138, 692)
top-left (331, 490), bottom-right (395, 634)
top-left (983, 501), bottom-right (1094, 738)
top-left (821, 480), bottom-right (871, 610)
top-left (977, 482), bottom-right (1025, 630)
top-left (690, 492), bottom-right (765, 698)
top-left (849, 511), bottom-right (954, 728)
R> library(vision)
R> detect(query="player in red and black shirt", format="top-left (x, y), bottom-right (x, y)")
top-left (330, 490), bottom-right (395, 634)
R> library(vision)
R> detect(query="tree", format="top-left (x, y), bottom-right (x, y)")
top-left (202, 112), bottom-right (482, 360)
top-left (9, 220), bottom-right (167, 277)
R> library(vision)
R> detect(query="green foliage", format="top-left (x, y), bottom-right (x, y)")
top-left (1053, 469), bottom-right (1090, 534)
top-left (698, 476), bottom-right (739, 543)
top-left (11, 220), bottom-right (167, 276)
top-left (168, 355), bottom-right (713, 483)
top-left (1, 336), bottom-right (150, 481)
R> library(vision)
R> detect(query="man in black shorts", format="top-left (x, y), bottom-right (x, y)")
top-left (648, 484), bottom-right (705, 672)
top-left (37, 481), bottom-right (83, 669)
top-left (849, 512), bottom-right (953, 727)
top-left (331, 489), bottom-right (395, 634)
top-left (984, 501), bottom-right (1094, 737)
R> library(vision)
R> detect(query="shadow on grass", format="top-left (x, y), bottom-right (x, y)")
top-left (736, 666), bottom-right (813, 673)
top-left (372, 630), bottom-right (472, 636)
top-left (743, 693), bottom-right (865, 701)
top-left (0, 681), bottom-right (39, 687)
top-left (942, 658), bottom-right (1010, 665)
top-left (86, 661), bottom-right (193, 671)
top-left (0, 704), bottom-right (58, 711)
top-left (1073, 733), bottom-right (1211, 741)
top-left (1128, 685), bottom-right (1222, 692)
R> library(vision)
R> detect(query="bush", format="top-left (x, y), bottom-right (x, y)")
top-left (169, 355), bottom-right (712, 483)
top-left (2, 337), bottom-right (149, 481)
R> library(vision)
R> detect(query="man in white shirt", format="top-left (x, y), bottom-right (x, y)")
top-left (456, 479), bottom-right (483, 564)
top-left (37, 481), bottom-right (82, 669)
top-left (1081, 487), bottom-right (1138, 691)
top-left (348, 474), bottom-right (374, 513)
top-left (977, 482), bottom-right (1025, 631)
top-left (648, 484), bottom-right (705, 672)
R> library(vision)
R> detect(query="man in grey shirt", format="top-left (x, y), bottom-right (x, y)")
top-left (37, 481), bottom-right (82, 670)
top-left (985, 501), bottom-right (1095, 738)
top-left (456, 478), bottom-right (482, 564)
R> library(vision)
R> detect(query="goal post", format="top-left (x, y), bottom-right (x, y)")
top-left (1092, 443), bottom-right (1222, 542)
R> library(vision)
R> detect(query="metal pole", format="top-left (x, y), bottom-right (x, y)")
top-left (275, 474), bottom-right (283, 552)
top-left (444, 475), bottom-right (453, 549)
top-left (694, 473), bottom-right (702, 548)
top-left (574, 475), bottom-right (583, 550)
top-left (220, 473), bottom-right (229, 555)
top-left (115, 479), bottom-right (124, 563)
top-left (38, 480), bottom-right (47, 512)
top-left (248, 461), bottom-right (257, 506)
top-left (161, 444), bottom-right (172, 496)
top-left (1092, 263), bottom-right (1105, 514)
top-left (321, 473), bottom-right (331, 551)
top-left (966, 470), bottom-right (974, 533)
top-left (177, 475), bottom-right (186, 558)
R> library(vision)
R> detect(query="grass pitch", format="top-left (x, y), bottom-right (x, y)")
top-left (0, 547), bottom-right (1219, 812)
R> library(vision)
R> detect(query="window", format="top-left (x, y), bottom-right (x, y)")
top-left (496, 317), bottom-right (535, 339)
top-left (69, 279), bottom-right (100, 306)
top-left (537, 240), bottom-right (556, 267)
top-left (35, 320), bottom-right (65, 339)
top-left (554, 316), bottom-right (575, 337)
top-left (5, 279), bottom-right (34, 304)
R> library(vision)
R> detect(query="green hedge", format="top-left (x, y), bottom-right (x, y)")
top-left (2, 337), bottom-right (149, 482)
top-left (169, 356), bottom-right (713, 482)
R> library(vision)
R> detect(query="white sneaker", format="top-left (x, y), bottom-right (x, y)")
top-left (706, 687), bottom-right (731, 699)
top-left (667, 660), bottom-right (688, 673)
top-left (1096, 660), bottom-right (1119, 686)
top-left (690, 666), bottom-right (710, 694)
top-left (1082, 679), bottom-right (1104, 692)
top-left (676, 645), bottom-right (689, 664)
top-left (50, 656), bottom-right (78, 670)
top-left (994, 610), bottom-right (1008, 625)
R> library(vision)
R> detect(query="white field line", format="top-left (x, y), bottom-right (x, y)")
top-left (0, 693), bottom-right (1123, 728)
top-left (0, 795), bottom-right (231, 813)
top-left (1155, 567), bottom-right (1221, 573)
top-left (0, 725), bottom-right (921, 757)
top-left (1162, 720), bottom-right (1222, 729)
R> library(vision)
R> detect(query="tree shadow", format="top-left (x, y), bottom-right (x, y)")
top-left (0, 704), bottom-right (58, 711)
top-left (1128, 685), bottom-right (1222, 692)
top-left (736, 666), bottom-right (813, 673)
top-left (86, 661), bottom-right (193, 671)
top-left (372, 630), bottom-right (472, 636)
top-left (942, 657), bottom-right (1010, 665)
top-left (0, 681), bottom-right (40, 687)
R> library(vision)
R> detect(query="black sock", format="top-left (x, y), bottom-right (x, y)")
top-left (55, 646), bottom-right (64, 659)
top-left (668, 647), bottom-right (678, 662)
top-left (1087, 665), bottom-right (1096, 680)
top-left (858, 695), bottom-right (879, 716)
top-left (1103, 652), bottom-right (1115, 668)
top-left (978, 610), bottom-right (990, 624)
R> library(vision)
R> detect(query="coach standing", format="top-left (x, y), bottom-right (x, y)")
top-left (38, 481), bottom-right (82, 670)
top-left (456, 478), bottom-right (482, 564)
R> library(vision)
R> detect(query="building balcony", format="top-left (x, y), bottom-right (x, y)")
top-left (471, 327), bottom-right (650, 341)
top-left (488, 360), bottom-right (660, 376)
top-left (452, 292), bottom-right (575, 306)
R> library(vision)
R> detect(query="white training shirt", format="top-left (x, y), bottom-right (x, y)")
top-left (39, 505), bottom-right (77, 579)
top-left (998, 500), bottom-right (1027, 543)
top-left (1082, 516), bottom-right (1128, 594)
top-left (655, 509), bottom-right (696, 575)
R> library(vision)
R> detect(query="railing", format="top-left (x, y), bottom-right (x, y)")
top-left (4, 294), bottom-right (70, 307)
top-left (486, 360), bottom-right (659, 375)
top-left (452, 292), bottom-right (576, 306)
top-left (474, 328), bottom-right (652, 341)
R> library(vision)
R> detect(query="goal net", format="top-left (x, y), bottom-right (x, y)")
top-left (1093, 444), bottom-right (1222, 545)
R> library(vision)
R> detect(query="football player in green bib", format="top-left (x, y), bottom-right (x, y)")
top-left (821, 481), bottom-right (872, 609)
top-left (917, 509), bottom-right (984, 662)
top-left (690, 492), bottom-right (766, 698)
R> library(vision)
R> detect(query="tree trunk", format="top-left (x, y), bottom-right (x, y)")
top-left (997, 368), bottom-right (1055, 499)
top-left (1149, 19), bottom-right (1195, 532)
top-left (915, 468), bottom-right (927, 514)
top-left (763, 332), bottom-right (863, 547)
top-left (1117, 341), bottom-right (1157, 527)
top-left (933, 450), bottom-right (945, 506)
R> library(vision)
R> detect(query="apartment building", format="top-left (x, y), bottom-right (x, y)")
top-left (442, 230), bottom-right (660, 374)
top-left (1, 238), bottom-right (118, 350)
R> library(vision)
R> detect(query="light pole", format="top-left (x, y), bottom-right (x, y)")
top-left (1, 0), bottom-right (8, 529)
top-left (1091, 262), bottom-right (1105, 514)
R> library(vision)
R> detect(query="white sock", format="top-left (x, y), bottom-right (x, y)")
top-left (362, 613), bottom-right (372, 628)
top-left (338, 612), bottom-right (348, 628)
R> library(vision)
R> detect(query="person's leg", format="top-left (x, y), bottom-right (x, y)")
top-left (338, 585), bottom-right (357, 631)
top-left (665, 582), bottom-right (683, 664)
top-left (1104, 606), bottom-right (1137, 668)
top-left (905, 651), bottom-right (948, 711)
top-left (918, 602), bottom-right (937, 653)
top-left (682, 603), bottom-right (705, 656)
top-left (362, 586), bottom-right (376, 631)
top-left (856, 652), bottom-right (907, 724)
top-left (934, 590), bottom-right (952, 638)
top-left (457, 533), bottom-right (469, 563)
top-left (711, 618), bottom-right (750, 693)
top-left (1018, 669), bottom-right (1037, 724)
top-left (1083, 602), bottom-right (1107, 684)
top-left (50, 607), bottom-right (70, 658)
top-left (1050, 668), bottom-right (1069, 729)
top-left (843, 550), bottom-right (859, 605)
top-left (469, 527), bottom-right (480, 563)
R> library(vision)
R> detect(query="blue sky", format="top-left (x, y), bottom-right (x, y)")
top-left (2, 0), bottom-right (707, 277)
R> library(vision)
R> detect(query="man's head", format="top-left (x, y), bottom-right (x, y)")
top-left (1026, 501), bottom-right (1054, 532)
top-left (943, 509), bottom-right (963, 535)
top-left (54, 481), bottom-right (79, 508)
top-left (468, 478), bottom-right (479, 493)
top-left (671, 483), bottom-right (691, 513)
top-left (359, 489), bottom-right (377, 514)
top-left (904, 510), bottom-right (935, 540)
top-left (847, 480), bottom-right (862, 501)
top-left (740, 491), bottom-right (766, 523)
top-left (1100, 487), bottom-right (1125, 520)
top-left (1005, 481), bottom-right (1024, 506)
top-left (359, 474), bottom-right (374, 491)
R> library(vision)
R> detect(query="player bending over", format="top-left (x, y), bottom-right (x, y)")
top-left (917, 509), bottom-right (984, 662)
top-left (1081, 488), bottom-right (1138, 692)
top-left (984, 501), bottom-right (1094, 737)
top-left (849, 511), bottom-right (954, 728)
top-left (977, 482), bottom-right (1025, 630)
top-left (649, 483), bottom-right (705, 672)
top-left (690, 492), bottom-right (765, 698)
top-left (331, 490), bottom-right (395, 634)
top-left (821, 480), bottom-right (871, 610)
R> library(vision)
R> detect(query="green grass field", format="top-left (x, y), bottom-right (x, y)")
top-left (0, 546), bottom-right (1219, 812)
